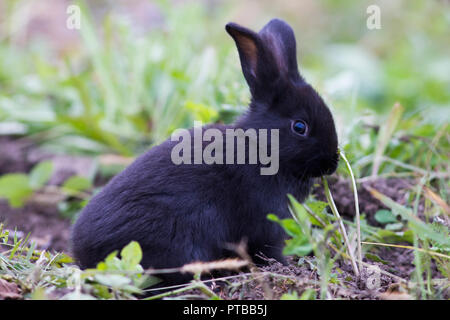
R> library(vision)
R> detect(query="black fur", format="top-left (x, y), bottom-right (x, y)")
top-left (71, 19), bottom-right (339, 288)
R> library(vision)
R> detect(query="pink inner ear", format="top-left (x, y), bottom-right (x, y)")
top-left (235, 34), bottom-right (258, 78)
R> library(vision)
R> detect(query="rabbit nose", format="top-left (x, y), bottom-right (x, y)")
top-left (309, 153), bottom-right (339, 177)
top-left (323, 151), bottom-right (339, 175)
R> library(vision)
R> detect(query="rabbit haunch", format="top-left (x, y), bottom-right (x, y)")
top-left (171, 121), bottom-right (280, 175)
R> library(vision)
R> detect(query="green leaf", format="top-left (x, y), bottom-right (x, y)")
top-left (374, 209), bottom-right (398, 224)
top-left (299, 289), bottom-right (316, 300)
top-left (279, 219), bottom-right (304, 238)
top-left (120, 241), bottom-right (143, 269)
top-left (50, 253), bottom-right (74, 266)
top-left (287, 194), bottom-right (311, 230)
top-left (62, 176), bottom-right (92, 195)
top-left (283, 236), bottom-right (313, 257)
top-left (93, 273), bottom-right (142, 294)
top-left (268, 213), bottom-right (313, 257)
top-left (365, 253), bottom-right (389, 264)
top-left (185, 101), bottom-right (218, 123)
top-left (0, 174), bottom-right (33, 207)
top-left (385, 223), bottom-right (404, 231)
top-left (29, 161), bottom-right (53, 190)
top-left (94, 274), bottom-right (131, 288)
top-left (280, 291), bottom-right (299, 300)
top-left (307, 201), bottom-right (329, 216)
top-left (96, 250), bottom-right (119, 271)
top-left (305, 200), bottom-right (330, 226)
top-left (91, 284), bottom-right (113, 299)
top-left (376, 229), bottom-right (414, 244)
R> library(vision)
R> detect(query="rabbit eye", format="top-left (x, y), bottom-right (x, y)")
top-left (292, 120), bottom-right (308, 136)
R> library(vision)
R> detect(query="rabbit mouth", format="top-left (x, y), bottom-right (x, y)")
top-left (309, 153), bottom-right (339, 177)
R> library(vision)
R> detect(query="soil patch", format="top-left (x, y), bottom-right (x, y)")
top-left (0, 200), bottom-right (71, 253)
top-left (313, 176), bottom-right (419, 226)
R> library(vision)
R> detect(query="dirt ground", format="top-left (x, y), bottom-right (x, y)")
top-left (0, 136), bottom-right (95, 253)
top-left (0, 136), bottom-right (446, 299)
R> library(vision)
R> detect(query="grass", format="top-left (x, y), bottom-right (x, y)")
top-left (0, 0), bottom-right (449, 300)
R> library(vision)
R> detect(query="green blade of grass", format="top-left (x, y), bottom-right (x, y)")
top-left (322, 177), bottom-right (359, 277)
top-left (362, 241), bottom-right (450, 260)
top-left (371, 102), bottom-right (404, 177)
top-left (339, 149), bottom-right (362, 269)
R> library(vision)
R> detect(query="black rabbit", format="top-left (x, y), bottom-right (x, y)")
top-left (71, 18), bottom-right (339, 287)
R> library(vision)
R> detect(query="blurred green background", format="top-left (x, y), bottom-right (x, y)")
top-left (0, 1), bottom-right (449, 301)
top-left (0, 0), bottom-right (448, 178)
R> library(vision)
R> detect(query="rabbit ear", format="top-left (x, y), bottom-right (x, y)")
top-left (225, 22), bottom-right (267, 92)
top-left (226, 19), bottom-right (302, 100)
top-left (258, 19), bottom-right (301, 82)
